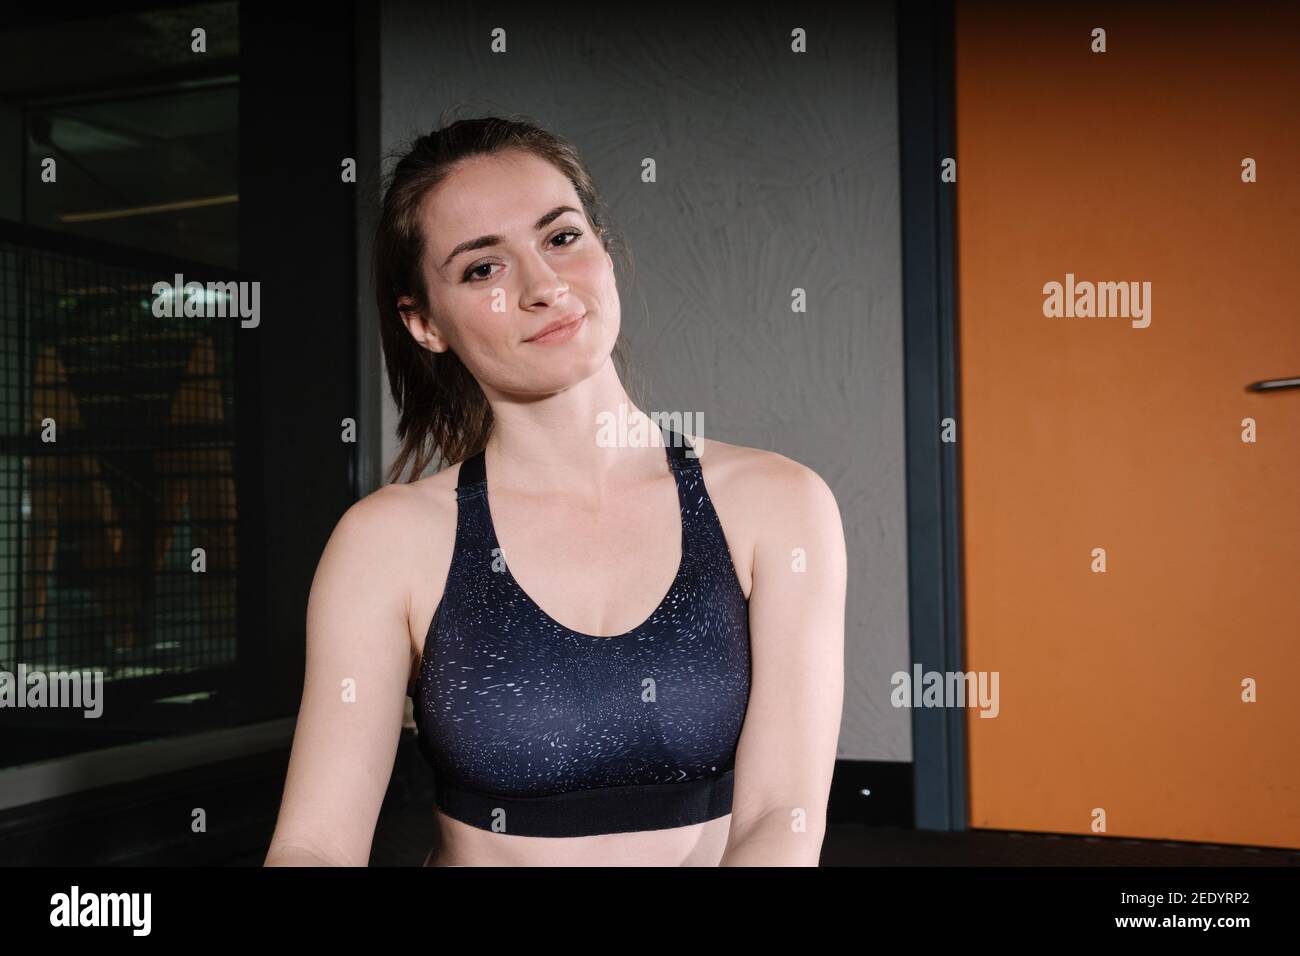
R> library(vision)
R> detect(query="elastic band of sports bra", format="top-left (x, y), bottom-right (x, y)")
top-left (434, 767), bottom-right (735, 838)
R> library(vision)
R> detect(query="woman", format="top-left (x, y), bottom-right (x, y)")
top-left (265, 116), bottom-right (846, 866)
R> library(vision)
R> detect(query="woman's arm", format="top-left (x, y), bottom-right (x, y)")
top-left (720, 456), bottom-right (847, 867)
top-left (264, 489), bottom-right (416, 867)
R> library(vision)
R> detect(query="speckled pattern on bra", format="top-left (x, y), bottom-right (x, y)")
top-left (408, 429), bottom-right (751, 837)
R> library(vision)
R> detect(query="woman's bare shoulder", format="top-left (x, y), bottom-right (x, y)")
top-left (689, 436), bottom-right (840, 597)
top-left (364, 463), bottom-right (460, 513)
top-left (326, 464), bottom-right (461, 564)
top-left (693, 435), bottom-right (835, 503)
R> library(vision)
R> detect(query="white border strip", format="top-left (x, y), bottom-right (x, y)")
top-left (0, 718), bottom-right (296, 812)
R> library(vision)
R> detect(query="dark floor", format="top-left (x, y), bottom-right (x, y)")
top-left (223, 803), bottom-right (1300, 867)
top-left (222, 733), bottom-right (1300, 866)
top-left (11, 730), bottom-right (1295, 867)
top-left (221, 816), bottom-right (1300, 867)
top-left (816, 824), bottom-right (1300, 866)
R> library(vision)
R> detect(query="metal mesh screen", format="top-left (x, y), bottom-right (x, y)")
top-left (0, 230), bottom-right (242, 702)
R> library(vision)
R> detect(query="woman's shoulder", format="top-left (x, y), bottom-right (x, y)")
top-left (692, 435), bottom-right (837, 505)
top-left (328, 462), bottom-right (461, 556)
top-left (692, 437), bottom-right (844, 586)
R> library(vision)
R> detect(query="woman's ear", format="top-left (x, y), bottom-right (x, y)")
top-left (397, 296), bottom-right (450, 353)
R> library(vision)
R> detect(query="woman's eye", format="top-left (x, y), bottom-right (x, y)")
top-left (462, 229), bottom-right (581, 283)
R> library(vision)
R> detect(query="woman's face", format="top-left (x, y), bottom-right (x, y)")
top-left (401, 149), bottom-right (620, 397)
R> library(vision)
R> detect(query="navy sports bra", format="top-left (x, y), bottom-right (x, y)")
top-left (408, 429), bottom-right (751, 838)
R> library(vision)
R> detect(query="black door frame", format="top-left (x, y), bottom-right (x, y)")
top-left (897, 0), bottom-right (967, 832)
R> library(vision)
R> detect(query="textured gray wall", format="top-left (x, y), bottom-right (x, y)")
top-left (374, 0), bottom-right (911, 762)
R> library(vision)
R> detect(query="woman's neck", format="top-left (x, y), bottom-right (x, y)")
top-left (480, 361), bottom-right (666, 494)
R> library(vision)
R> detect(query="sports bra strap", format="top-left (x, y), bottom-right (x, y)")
top-left (456, 447), bottom-right (486, 491)
top-left (663, 429), bottom-right (701, 469)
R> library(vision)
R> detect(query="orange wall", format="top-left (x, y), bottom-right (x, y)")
top-left (954, 1), bottom-right (1300, 848)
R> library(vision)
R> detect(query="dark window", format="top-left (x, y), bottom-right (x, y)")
top-left (0, 1), bottom-right (249, 767)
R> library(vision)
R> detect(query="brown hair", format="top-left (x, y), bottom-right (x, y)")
top-left (373, 111), bottom-right (640, 484)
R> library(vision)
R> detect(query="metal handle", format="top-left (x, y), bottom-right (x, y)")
top-left (1246, 377), bottom-right (1300, 392)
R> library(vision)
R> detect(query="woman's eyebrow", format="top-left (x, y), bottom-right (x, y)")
top-left (440, 205), bottom-right (580, 268)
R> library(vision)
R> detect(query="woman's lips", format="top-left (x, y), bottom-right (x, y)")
top-left (526, 313), bottom-right (586, 345)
